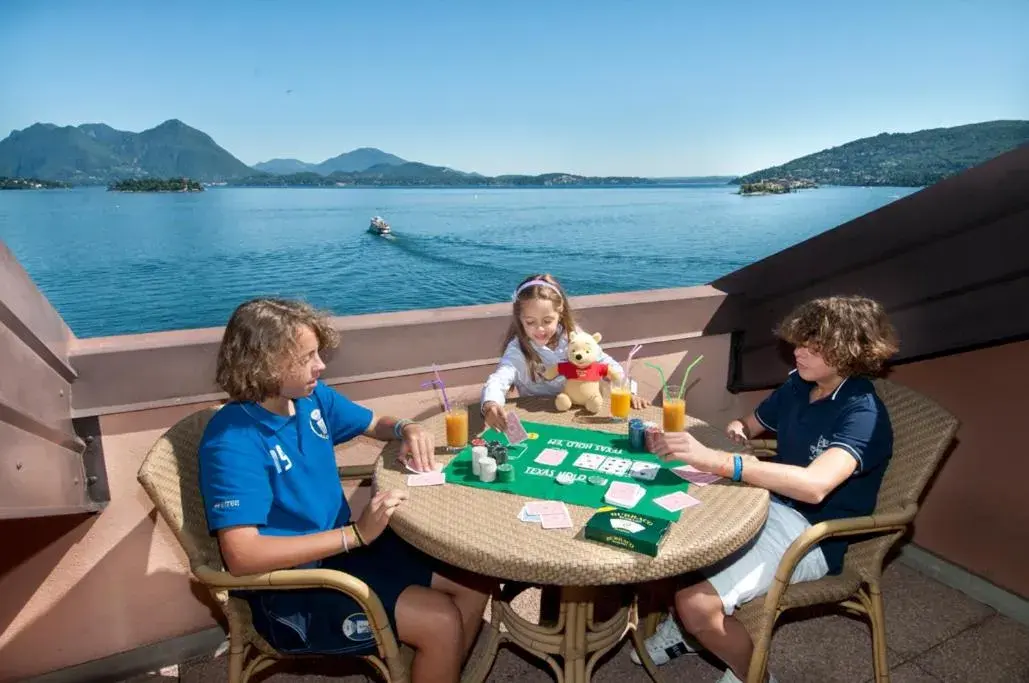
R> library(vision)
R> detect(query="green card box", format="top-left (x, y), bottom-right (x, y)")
top-left (584, 508), bottom-right (672, 557)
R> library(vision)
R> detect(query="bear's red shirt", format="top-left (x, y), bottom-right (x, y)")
top-left (556, 361), bottom-right (609, 382)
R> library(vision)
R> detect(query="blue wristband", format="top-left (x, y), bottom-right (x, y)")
top-left (731, 454), bottom-right (743, 482)
top-left (394, 418), bottom-right (413, 439)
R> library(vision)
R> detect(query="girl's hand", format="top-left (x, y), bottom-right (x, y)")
top-left (482, 402), bottom-right (508, 431)
top-left (355, 489), bottom-right (407, 544)
top-left (726, 420), bottom-right (748, 446)
top-left (400, 423), bottom-right (436, 472)
top-left (630, 394), bottom-right (650, 409)
top-left (653, 430), bottom-right (728, 475)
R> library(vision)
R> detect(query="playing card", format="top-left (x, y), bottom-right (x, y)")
top-left (573, 453), bottom-right (605, 470)
top-left (404, 459), bottom-right (442, 474)
top-left (535, 447), bottom-right (568, 466)
top-left (653, 491), bottom-right (702, 512)
top-left (540, 510), bottom-right (573, 529)
top-left (629, 461), bottom-right (660, 481)
top-left (525, 501), bottom-right (566, 516)
top-left (598, 457), bottom-right (631, 477)
top-left (604, 481), bottom-right (645, 508)
top-left (671, 465), bottom-right (722, 486)
top-left (407, 470), bottom-right (445, 487)
top-left (504, 411), bottom-right (529, 445)
top-left (518, 505), bottom-right (541, 523)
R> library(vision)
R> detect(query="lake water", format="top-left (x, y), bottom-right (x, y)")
top-left (0, 185), bottom-right (917, 338)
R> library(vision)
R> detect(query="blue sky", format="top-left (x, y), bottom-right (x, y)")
top-left (1, 0), bottom-right (1026, 176)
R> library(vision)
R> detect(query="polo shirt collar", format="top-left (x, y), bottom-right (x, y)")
top-left (792, 368), bottom-right (851, 402)
top-left (240, 401), bottom-right (295, 433)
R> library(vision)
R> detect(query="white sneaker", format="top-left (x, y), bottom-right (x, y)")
top-left (630, 614), bottom-right (699, 666)
top-left (717, 668), bottom-right (779, 683)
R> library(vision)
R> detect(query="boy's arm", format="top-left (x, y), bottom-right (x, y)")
top-left (218, 525), bottom-right (356, 575)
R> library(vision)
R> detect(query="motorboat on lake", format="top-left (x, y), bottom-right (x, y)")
top-left (368, 216), bottom-right (392, 236)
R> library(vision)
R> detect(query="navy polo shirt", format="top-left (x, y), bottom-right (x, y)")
top-left (199, 381), bottom-right (374, 538)
top-left (755, 371), bottom-right (893, 574)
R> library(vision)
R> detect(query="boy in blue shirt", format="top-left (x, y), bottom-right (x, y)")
top-left (199, 298), bottom-right (491, 683)
top-left (635, 295), bottom-right (898, 683)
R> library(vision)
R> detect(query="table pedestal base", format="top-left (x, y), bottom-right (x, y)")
top-left (462, 585), bottom-right (662, 683)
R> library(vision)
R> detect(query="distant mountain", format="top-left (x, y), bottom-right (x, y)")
top-left (228, 161), bottom-right (655, 188)
top-left (735, 120), bottom-right (1029, 187)
top-left (251, 158), bottom-right (318, 174)
top-left (0, 119), bottom-right (253, 183)
top-left (316, 147), bottom-right (406, 174)
top-left (254, 147), bottom-right (408, 175)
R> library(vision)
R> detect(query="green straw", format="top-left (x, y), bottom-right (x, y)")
top-left (677, 354), bottom-right (705, 400)
top-left (644, 361), bottom-right (669, 401)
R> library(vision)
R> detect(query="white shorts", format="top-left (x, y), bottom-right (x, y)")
top-left (707, 500), bottom-right (829, 615)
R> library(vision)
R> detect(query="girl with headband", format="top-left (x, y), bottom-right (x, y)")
top-left (481, 273), bottom-right (648, 431)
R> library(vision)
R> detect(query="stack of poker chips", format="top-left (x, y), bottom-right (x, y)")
top-left (628, 418), bottom-right (647, 451)
top-left (479, 457), bottom-right (497, 483)
top-left (471, 444), bottom-right (489, 476)
top-left (487, 441), bottom-right (509, 466)
top-left (644, 422), bottom-right (661, 453)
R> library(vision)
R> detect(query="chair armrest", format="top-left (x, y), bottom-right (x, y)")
top-left (338, 463), bottom-right (377, 482)
top-left (746, 439), bottom-right (778, 456)
top-left (753, 503), bottom-right (917, 626)
top-left (193, 564), bottom-right (391, 629)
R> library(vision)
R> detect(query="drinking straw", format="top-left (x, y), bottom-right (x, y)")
top-left (431, 363), bottom-right (452, 413)
top-left (624, 344), bottom-right (643, 381)
top-left (677, 354), bottom-right (705, 400)
top-left (644, 361), bottom-right (669, 402)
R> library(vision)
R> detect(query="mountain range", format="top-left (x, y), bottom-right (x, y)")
top-left (1, 118), bottom-right (1027, 187)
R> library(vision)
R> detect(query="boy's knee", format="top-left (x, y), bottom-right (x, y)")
top-left (675, 585), bottom-right (724, 634)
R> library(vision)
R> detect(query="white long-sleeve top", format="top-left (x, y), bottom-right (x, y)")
top-left (480, 330), bottom-right (626, 409)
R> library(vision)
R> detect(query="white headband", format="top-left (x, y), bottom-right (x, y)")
top-left (512, 279), bottom-right (562, 301)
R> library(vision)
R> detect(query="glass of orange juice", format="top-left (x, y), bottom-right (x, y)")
top-left (610, 376), bottom-right (632, 421)
top-left (662, 397), bottom-right (686, 432)
top-left (444, 406), bottom-right (469, 451)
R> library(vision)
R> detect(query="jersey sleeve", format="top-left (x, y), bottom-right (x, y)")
top-left (315, 382), bottom-right (374, 445)
top-left (198, 422), bottom-right (274, 533)
top-left (829, 395), bottom-right (890, 474)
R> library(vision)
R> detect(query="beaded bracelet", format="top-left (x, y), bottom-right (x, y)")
top-left (341, 526), bottom-right (350, 553)
top-left (352, 524), bottom-right (366, 547)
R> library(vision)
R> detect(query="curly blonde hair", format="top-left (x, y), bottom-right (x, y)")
top-left (216, 298), bottom-right (339, 402)
top-left (775, 295), bottom-right (899, 377)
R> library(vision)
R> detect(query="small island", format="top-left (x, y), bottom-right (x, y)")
top-left (1, 177), bottom-right (68, 190)
top-left (108, 178), bottom-right (204, 192)
top-left (738, 178), bottom-right (818, 195)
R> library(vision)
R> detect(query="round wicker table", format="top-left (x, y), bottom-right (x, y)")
top-left (374, 397), bottom-right (769, 683)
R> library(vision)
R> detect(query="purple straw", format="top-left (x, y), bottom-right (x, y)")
top-left (431, 364), bottom-right (452, 413)
top-left (625, 344), bottom-right (643, 380)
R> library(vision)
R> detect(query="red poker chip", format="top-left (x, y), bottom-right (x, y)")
top-left (471, 438), bottom-right (487, 447)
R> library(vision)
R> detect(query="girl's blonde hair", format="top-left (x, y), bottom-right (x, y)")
top-left (503, 273), bottom-right (576, 381)
top-left (216, 298), bottom-right (339, 402)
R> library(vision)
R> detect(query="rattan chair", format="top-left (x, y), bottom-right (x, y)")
top-left (639, 378), bottom-right (959, 683)
top-left (137, 408), bottom-right (410, 683)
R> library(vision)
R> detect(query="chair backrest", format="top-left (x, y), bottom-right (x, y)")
top-left (138, 408), bottom-right (224, 572)
top-left (842, 379), bottom-right (958, 582)
top-left (871, 378), bottom-right (959, 512)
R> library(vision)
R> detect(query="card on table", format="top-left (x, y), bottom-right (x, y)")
top-left (653, 491), bottom-right (702, 512)
top-left (604, 481), bottom-right (645, 509)
top-left (504, 411), bottom-right (529, 445)
top-left (525, 500), bottom-right (567, 516)
top-left (671, 465), bottom-right (722, 486)
top-left (573, 453), bottom-right (605, 470)
top-left (629, 461), bottom-right (660, 481)
top-left (598, 457), bottom-right (631, 477)
top-left (540, 509), bottom-right (573, 529)
top-left (518, 505), bottom-right (541, 523)
top-left (535, 448), bottom-right (569, 466)
top-left (404, 460), bottom-right (442, 474)
top-left (407, 470), bottom-right (446, 487)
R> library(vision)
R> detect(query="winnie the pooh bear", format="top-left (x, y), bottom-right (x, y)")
top-left (543, 330), bottom-right (624, 413)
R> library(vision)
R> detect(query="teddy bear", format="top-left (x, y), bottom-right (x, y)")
top-left (543, 330), bottom-right (624, 413)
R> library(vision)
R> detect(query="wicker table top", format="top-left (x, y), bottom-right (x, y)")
top-left (374, 397), bottom-right (769, 586)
